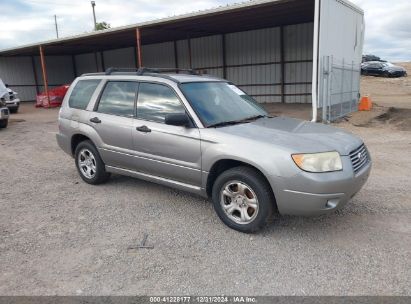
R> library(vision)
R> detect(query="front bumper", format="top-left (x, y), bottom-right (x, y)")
top-left (0, 107), bottom-right (9, 119)
top-left (270, 157), bottom-right (372, 216)
top-left (6, 103), bottom-right (19, 110)
top-left (388, 71), bottom-right (407, 77)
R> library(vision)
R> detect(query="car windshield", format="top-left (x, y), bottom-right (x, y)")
top-left (180, 82), bottom-right (268, 127)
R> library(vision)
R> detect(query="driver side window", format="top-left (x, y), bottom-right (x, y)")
top-left (136, 82), bottom-right (185, 123)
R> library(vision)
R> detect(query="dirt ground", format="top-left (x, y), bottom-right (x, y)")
top-left (0, 73), bottom-right (410, 296)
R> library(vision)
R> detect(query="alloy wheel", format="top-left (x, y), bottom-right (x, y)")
top-left (220, 180), bottom-right (259, 225)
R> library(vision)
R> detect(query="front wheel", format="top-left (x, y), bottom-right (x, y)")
top-left (212, 166), bottom-right (275, 233)
top-left (0, 119), bottom-right (8, 128)
top-left (74, 140), bottom-right (110, 185)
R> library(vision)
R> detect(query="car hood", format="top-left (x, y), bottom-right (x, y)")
top-left (210, 116), bottom-right (363, 156)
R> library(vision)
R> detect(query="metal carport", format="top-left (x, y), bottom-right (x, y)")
top-left (0, 0), bottom-right (364, 121)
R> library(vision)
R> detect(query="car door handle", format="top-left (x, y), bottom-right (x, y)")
top-left (136, 125), bottom-right (151, 133)
top-left (90, 117), bottom-right (101, 123)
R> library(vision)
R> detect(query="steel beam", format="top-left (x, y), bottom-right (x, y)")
top-left (187, 37), bottom-right (192, 69)
top-left (38, 45), bottom-right (49, 104)
top-left (136, 28), bottom-right (143, 68)
top-left (222, 34), bottom-right (227, 79)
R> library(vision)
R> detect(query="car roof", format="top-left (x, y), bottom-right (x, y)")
top-left (162, 73), bottom-right (224, 83)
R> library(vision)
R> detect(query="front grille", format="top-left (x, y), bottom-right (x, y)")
top-left (349, 144), bottom-right (370, 174)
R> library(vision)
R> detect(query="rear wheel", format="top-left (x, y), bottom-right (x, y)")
top-left (74, 140), bottom-right (110, 184)
top-left (9, 108), bottom-right (18, 114)
top-left (212, 166), bottom-right (275, 233)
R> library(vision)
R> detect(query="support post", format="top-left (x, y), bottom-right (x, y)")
top-left (280, 26), bottom-right (285, 103)
top-left (39, 45), bottom-right (49, 104)
top-left (31, 56), bottom-right (39, 95)
top-left (71, 54), bottom-right (77, 77)
top-left (187, 37), bottom-right (192, 69)
top-left (222, 34), bottom-right (227, 79)
top-left (136, 28), bottom-right (142, 68)
top-left (94, 52), bottom-right (99, 72)
top-left (100, 51), bottom-right (105, 71)
top-left (173, 41), bottom-right (179, 70)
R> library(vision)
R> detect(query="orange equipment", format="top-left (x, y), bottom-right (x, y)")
top-left (358, 95), bottom-right (372, 111)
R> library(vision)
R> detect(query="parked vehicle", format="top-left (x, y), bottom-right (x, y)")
top-left (362, 54), bottom-right (385, 63)
top-left (0, 99), bottom-right (9, 128)
top-left (361, 61), bottom-right (407, 77)
top-left (0, 79), bottom-right (20, 113)
top-left (56, 68), bottom-right (372, 233)
top-left (0, 80), bottom-right (10, 128)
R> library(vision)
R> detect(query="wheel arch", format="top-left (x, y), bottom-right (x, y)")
top-left (206, 158), bottom-right (276, 203)
top-left (71, 133), bottom-right (92, 156)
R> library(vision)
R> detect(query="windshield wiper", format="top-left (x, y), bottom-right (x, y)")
top-left (207, 120), bottom-right (247, 128)
top-left (207, 115), bottom-right (269, 128)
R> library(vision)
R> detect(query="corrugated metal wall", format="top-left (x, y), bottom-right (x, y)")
top-left (103, 47), bottom-right (135, 69)
top-left (284, 23), bottom-right (313, 103)
top-left (0, 22), bottom-right (313, 103)
top-left (75, 53), bottom-right (102, 75)
top-left (34, 55), bottom-right (75, 92)
top-left (142, 42), bottom-right (175, 68)
top-left (226, 27), bottom-right (282, 103)
top-left (0, 56), bottom-right (37, 101)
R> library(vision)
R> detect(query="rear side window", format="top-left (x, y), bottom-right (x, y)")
top-left (137, 82), bottom-right (185, 123)
top-left (97, 81), bottom-right (138, 117)
top-left (68, 79), bottom-right (100, 109)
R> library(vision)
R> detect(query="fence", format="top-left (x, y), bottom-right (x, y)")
top-left (320, 56), bottom-right (361, 122)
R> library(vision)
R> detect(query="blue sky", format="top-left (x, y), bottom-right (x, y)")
top-left (0, 0), bottom-right (410, 62)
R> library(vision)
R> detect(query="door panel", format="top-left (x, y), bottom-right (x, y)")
top-left (132, 82), bottom-right (202, 186)
top-left (90, 113), bottom-right (135, 169)
top-left (132, 119), bottom-right (202, 186)
top-left (90, 81), bottom-right (138, 169)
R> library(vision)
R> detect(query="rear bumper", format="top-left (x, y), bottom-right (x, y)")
top-left (270, 158), bottom-right (372, 216)
top-left (56, 133), bottom-right (72, 156)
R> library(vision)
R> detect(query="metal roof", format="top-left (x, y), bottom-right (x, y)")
top-left (0, 0), bottom-right (363, 57)
top-left (0, 0), bottom-right (316, 57)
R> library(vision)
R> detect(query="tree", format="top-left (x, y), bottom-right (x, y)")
top-left (95, 22), bottom-right (111, 31)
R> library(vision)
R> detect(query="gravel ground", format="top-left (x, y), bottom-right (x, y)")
top-left (0, 103), bottom-right (410, 296)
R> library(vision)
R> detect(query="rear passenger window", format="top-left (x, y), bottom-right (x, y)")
top-left (137, 82), bottom-right (185, 123)
top-left (97, 81), bottom-right (138, 117)
top-left (68, 79), bottom-right (100, 109)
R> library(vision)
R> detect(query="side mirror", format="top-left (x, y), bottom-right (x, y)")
top-left (165, 113), bottom-right (190, 127)
top-left (4, 84), bottom-right (8, 88)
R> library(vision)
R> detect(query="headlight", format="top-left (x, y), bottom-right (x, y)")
top-left (292, 151), bottom-right (342, 173)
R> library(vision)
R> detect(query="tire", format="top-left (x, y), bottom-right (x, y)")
top-left (0, 119), bottom-right (8, 128)
top-left (9, 108), bottom-right (18, 114)
top-left (74, 140), bottom-right (110, 185)
top-left (212, 166), bottom-right (275, 233)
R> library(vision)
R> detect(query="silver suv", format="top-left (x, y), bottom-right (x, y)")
top-left (57, 68), bottom-right (371, 233)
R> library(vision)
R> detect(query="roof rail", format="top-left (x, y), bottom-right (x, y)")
top-left (105, 67), bottom-right (199, 76)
